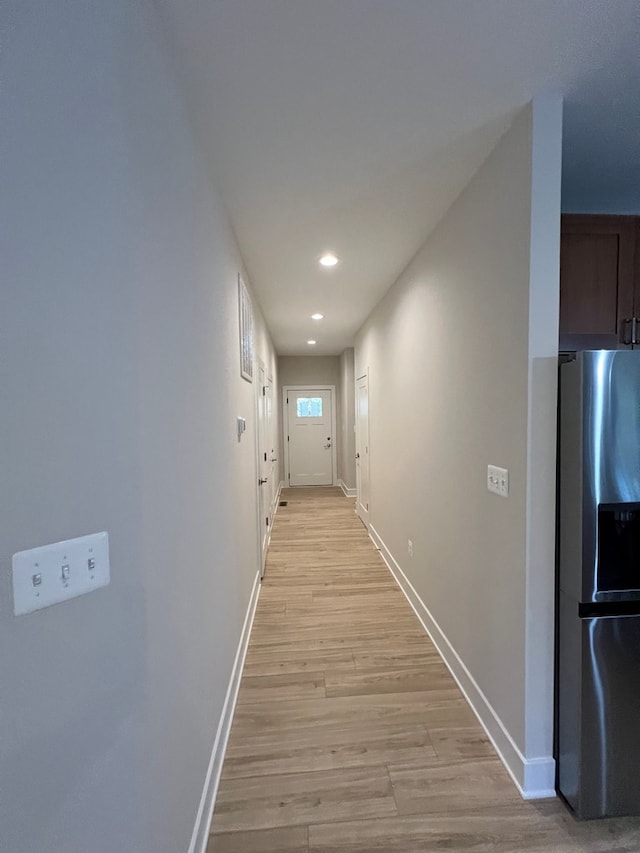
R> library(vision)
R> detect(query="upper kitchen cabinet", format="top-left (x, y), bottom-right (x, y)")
top-left (559, 215), bottom-right (638, 351)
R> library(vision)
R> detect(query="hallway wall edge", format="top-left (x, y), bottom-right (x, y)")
top-left (338, 479), bottom-right (357, 497)
top-left (188, 570), bottom-right (262, 853)
top-left (368, 523), bottom-right (556, 800)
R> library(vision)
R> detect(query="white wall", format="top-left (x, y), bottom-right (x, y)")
top-left (355, 99), bottom-right (562, 796)
top-left (339, 349), bottom-right (357, 491)
top-left (0, 2), bottom-right (276, 851)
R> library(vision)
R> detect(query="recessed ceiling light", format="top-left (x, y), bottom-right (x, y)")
top-left (307, 339), bottom-right (317, 345)
top-left (319, 253), bottom-right (339, 267)
top-left (311, 313), bottom-right (324, 320)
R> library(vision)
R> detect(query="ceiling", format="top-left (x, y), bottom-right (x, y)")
top-left (158, 0), bottom-right (640, 356)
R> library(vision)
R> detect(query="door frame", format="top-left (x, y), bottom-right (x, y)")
top-left (264, 373), bottom-right (277, 519)
top-left (355, 370), bottom-right (370, 527)
top-left (282, 385), bottom-right (338, 487)
top-left (255, 358), bottom-right (273, 577)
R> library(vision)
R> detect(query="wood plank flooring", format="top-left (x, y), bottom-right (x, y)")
top-left (208, 487), bottom-right (640, 852)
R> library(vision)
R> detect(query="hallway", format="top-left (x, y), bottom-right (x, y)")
top-left (209, 489), bottom-right (640, 852)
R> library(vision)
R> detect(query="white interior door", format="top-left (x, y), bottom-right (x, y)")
top-left (265, 375), bottom-right (277, 511)
top-left (356, 373), bottom-right (370, 526)
top-left (286, 388), bottom-right (334, 486)
top-left (257, 363), bottom-right (270, 573)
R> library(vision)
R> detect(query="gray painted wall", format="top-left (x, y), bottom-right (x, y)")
top-left (278, 356), bottom-right (341, 388)
top-left (355, 100), bottom-right (561, 790)
top-left (0, 2), bottom-right (276, 851)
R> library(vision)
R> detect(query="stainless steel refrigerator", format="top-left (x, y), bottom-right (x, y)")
top-left (557, 350), bottom-right (640, 819)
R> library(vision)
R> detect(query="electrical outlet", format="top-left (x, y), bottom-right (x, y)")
top-left (12, 532), bottom-right (110, 615)
top-left (487, 465), bottom-right (509, 498)
top-left (408, 539), bottom-right (413, 557)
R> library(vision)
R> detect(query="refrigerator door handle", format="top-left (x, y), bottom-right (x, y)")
top-left (621, 317), bottom-right (634, 345)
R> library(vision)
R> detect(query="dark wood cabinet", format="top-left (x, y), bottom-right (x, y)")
top-left (559, 215), bottom-right (638, 351)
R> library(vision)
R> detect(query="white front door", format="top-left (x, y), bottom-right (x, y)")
top-left (286, 388), bottom-right (334, 486)
top-left (356, 373), bottom-right (370, 526)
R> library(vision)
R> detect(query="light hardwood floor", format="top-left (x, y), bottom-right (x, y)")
top-left (208, 487), bottom-right (640, 852)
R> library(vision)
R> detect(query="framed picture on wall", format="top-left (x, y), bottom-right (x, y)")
top-left (238, 274), bottom-right (253, 382)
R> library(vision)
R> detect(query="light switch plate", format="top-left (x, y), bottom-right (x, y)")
top-left (487, 465), bottom-right (509, 498)
top-left (12, 532), bottom-right (110, 615)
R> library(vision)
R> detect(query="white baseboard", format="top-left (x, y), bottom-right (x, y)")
top-left (368, 523), bottom-right (556, 800)
top-left (263, 482), bottom-right (284, 558)
top-left (271, 482), bottom-right (283, 520)
top-left (188, 570), bottom-right (262, 853)
top-left (338, 479), bottom-right (357, 498)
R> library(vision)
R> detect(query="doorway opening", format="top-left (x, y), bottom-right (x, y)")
top-left (283, 385), bottom-right (337, 487)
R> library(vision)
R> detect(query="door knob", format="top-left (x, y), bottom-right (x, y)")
top-left (324, 444), bottom-right (331, 449)
top-left (355, 452), bottom-right (360, 459)
top-left (258, 478), bottom-right (268, 485)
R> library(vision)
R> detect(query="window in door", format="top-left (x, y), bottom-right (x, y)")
top-left (296, 397), bottom-right (323, 418)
